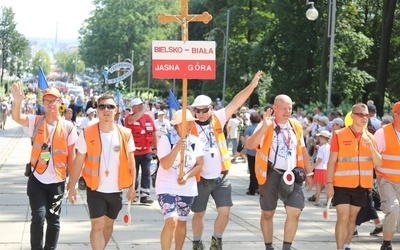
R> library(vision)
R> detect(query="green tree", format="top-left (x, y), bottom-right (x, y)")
top-left (54, 51), bottom-right (85, 76)
top-left (0, 6), bottom-right (29, 91)
top-left (32, 50), bottom-right (51, 76)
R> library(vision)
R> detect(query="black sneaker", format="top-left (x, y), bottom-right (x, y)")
top-left (192, 240), bottom-right (205, 250)
top-left (308, 194), bottom-right (316, 202)
top-left (370, 226), bottom-right (383, 236)
top-left (380, 245), bottom-right (392, 250)
top-left (140, 197), bottom-right (154, 204)
top-left (210, 236), bottom-right (222, 250)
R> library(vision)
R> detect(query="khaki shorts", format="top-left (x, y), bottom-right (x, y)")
top-left (191, 177), bottom-right (233, 213)
top-left (259, 169), bottom-right (305, 211)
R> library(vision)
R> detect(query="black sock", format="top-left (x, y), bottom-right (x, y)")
top-left (282, 241), bottom-right (292, 250)
top-left (383, 240), bottom-right (391, 247)
top-left (265, 242), bottom-right (274, 250)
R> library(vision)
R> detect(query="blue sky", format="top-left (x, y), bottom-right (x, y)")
top-left (2, 0), bottom-right (94, 40)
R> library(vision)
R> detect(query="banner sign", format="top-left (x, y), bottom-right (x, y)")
top-left (106, 62), bottom-right (134, 84)
top-left (152, 40), bottom-right (216, 79)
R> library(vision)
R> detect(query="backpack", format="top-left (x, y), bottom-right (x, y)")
top-left (367, 118), bottom-right (377, 134)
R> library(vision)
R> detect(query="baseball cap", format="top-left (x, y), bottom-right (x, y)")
top-left (332, 118), bottom-right (344, 127)
top-left (43, 87), bottom-right (61, 98)
top-left (392, 102), bottom-right (400, 113)
top-left (157, 111), bottom-right (165, 116)
top-left (318, 116), bottom-right (329, 126)
top-left (191, 95), bottom-right (212, 107)
top-left (170, 109), bottom-right (197, 125)
top-left (86, 107), bottom-right (96, 115)
top-left (368, 105), bottom-right (376, 112)
top-left (129, 98), bottom-right (143, 107)
top-left (316, 130), bottom-right (331, 139)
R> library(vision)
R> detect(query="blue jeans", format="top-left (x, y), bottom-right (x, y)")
top-left (27, 175), bottom-right (65, 250)
top-left (134, 153), bottom-right (152, 198)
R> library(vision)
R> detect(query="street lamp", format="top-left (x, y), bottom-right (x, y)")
top-left (208, 9), bottom-right (230, 104)
top-left (306, 1), bottom-right (319, 21)
top-left (326, 0), bottom-right (337, 114)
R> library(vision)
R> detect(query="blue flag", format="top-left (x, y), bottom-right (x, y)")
top-left (168, 90), bottom-right (181, 120)
top-left (37, 67), bottom-right (49, 114)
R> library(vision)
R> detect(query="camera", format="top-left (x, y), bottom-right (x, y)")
top-left (24, 163), bottom-right (32, 177)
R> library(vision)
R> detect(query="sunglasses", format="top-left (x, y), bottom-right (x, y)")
top-left (43, 99), bottom-right (60, 105)
top-left (194, 107), bottom-right (210, 114)
top-left (352, 112), bottom-right (369, 118)
top-left (98, 104), bottom-right (116, 110)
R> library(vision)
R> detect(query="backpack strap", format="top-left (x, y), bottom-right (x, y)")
top-left (31, 115), bottom-right (45, 146)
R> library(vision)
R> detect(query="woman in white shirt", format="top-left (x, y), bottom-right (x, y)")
top-left (156, 109), bottom-right (204, 250)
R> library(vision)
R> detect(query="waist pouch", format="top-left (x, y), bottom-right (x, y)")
top-left (292, 167), bottom-right (305, 184)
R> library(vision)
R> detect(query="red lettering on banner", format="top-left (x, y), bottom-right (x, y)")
top-left (154, 46), bottom-right (183, 53)
top-left (191, 47), bottom-right (214, 54)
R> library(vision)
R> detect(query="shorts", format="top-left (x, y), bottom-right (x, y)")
top-left (191, 177), bottom-right (233, 213)
top-left (157, 193), bottom-right (195, 221)
top-left (86, 188), bottom-right (123, 219)
top-left (333, 186), bottom-right (367, 207)
top-left (259, 169), bottom-right (305, 211)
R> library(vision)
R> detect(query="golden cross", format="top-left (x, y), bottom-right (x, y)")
top-left (158, 0), bottom-right (212, 178)
top-left (158, 0), bottom-right (212, 42)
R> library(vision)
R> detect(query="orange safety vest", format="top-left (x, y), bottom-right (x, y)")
top-left (30, 116), bottom-right (73, 180)
top-left (255, 118), bottom-right (304, 185)
top-left (191, 114), bottom-right (231, 181)
top-left (333, 127), bottom-right (374, 188)
top-left (126, 114), bottom-right (154, 155)
top-left (375, 124), bottom-right (400, 182)
top-left (82, 124), bottom-right (133, 190)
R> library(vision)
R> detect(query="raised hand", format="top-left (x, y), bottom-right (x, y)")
top-left (10, 82), bottom-right (24, 103)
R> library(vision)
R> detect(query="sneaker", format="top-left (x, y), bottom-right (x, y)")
top-left (140, 197), bottom-right (154, 204)
top-left (246, 191), bottom-right (256, 195)
top-left (308, 194), bottom-right (316, 202)
top-left (210, 236), bottom-right (222, 250)
top-left (314, 202), bottom-right (320, 206)
top-left (370, 226), bottom-right (383, 236)
top-left (344, 247), bottom-right (351, 250)
top-left (380, 245), bottom-right (392, 250)
top-left (192, 240), bottom-right (205, 250)
top-left (353, 229), bottom-right (358, 237)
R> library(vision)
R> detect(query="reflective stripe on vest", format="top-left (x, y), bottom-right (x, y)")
top-left (333, 127), bottom-right (374, 188)
top-left (375, 124), bottom-right (400, 182)
top-left (255, 118), bottom-right (304, 185)
top-left (82, 124), bottom-right (133, 190)
top-left (191, 114), bottom-right (231, 181)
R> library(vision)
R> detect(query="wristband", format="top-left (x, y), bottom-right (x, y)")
top-left (327, 181), bottom-right (333, 185)
top-left (306, 172), bottom-right (314, 177)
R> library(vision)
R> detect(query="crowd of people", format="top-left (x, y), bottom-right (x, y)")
top-left (7, 76), bottom-right (400, 250)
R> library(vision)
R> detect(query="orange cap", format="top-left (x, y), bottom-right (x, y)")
top-left (43, 87), bottom-right (61, 98)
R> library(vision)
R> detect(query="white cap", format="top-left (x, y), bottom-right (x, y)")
top-left (86, 107), bottom-right (96, 115)
top-left (157, 111), bottom-right (165, 116)
top-left (191, 95), bottom-right (212, 107)
top-left (170, 109), bottom-right (197, 125)
top-left (129, 98), bottom-right (143, 107)
top-left (316, 130), bottom-right (331, 139)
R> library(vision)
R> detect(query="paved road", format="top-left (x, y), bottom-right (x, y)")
top-left (0, 118), bottom-right (398, 249)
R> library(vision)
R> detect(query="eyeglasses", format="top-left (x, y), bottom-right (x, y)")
top-left (352, 113), bottom-right (369, 118)
top-left (194, 107), bottom-right (210, 114)
top-left (43, 99), bottom-right (60, 105)
top-left (98, 104), bottom-right (116, 110)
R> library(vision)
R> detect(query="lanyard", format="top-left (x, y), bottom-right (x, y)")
top-left (199, 124), bottom-right (213, 147)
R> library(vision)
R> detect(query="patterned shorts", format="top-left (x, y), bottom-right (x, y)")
top-left (157, 193), bottom-right (195, 221)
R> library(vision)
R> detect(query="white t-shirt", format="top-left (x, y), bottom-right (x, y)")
top-left (75, 126), bottom-right (135, 193)
top-left (227, 118), bottom-right (241, 139)
top-left (194, 108), bottom-right (227, 179)
top-left (156, 129), bottom-right (204, 196)
top-left (315, 143), bottom-right (330, 170)
top-left (154, 119), bottom-right (171, 138)
top-left (80, 117), bottom-right (99, 128)
top-left (24, 115), bottom-right (78, 184)
top-left (254, 121), bottom-right (305, 171)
